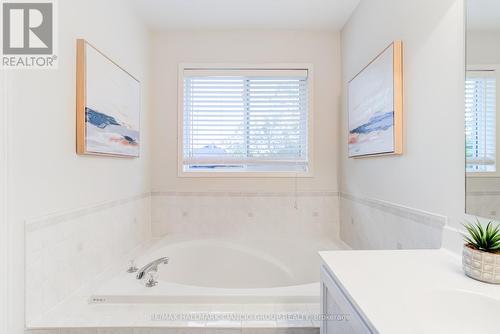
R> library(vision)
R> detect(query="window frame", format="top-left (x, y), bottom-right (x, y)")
top-left (466, 64), bottom-right (500, 178)
top-left (177, 63), bottom-right (314, 178)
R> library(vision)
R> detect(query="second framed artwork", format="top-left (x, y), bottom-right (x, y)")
top-left (348, 41), bottom-right (403, 158)
top-left (76, 39), bottom-right (141, 158)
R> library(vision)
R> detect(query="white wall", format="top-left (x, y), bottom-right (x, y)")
top-left (0, 65), bottom-right (10, 334)
top-left (339, 0), bottom-right (466, 250)
top-left (467, 31), bottom-right (500, 65)
top-left (151, 30), bottom-right (341, 193)
top-left (5, 0), bottom-right (151, 332)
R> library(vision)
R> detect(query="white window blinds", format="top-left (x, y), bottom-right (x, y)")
top-left (182, 68), bottom-right (309, 173)
top-left (465, 70), bottom-right (497, 172)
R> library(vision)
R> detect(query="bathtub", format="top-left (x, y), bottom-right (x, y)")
top-left (90, 235), bottom-right (347, 304)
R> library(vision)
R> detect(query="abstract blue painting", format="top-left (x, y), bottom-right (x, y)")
top-left (77, 40), bottom-right (140, 157)
top-left (348, 42), bottom-right (403, 157)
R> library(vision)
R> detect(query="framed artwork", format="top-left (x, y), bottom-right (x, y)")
top-left (348, 41), bottom-right (403, 158)
top-left (76, 39), bottom-right (141, 157)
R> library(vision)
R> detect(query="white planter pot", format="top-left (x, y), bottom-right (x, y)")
top-left (462, 245), bottom-right (500, 284)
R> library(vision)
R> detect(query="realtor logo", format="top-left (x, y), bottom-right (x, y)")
top-left (1, 0), bottom-right (57, 68)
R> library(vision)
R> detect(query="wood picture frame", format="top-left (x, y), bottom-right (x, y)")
top-left (347, 41), bottom-right (403, 158)
top-left (76, 39), bottom-right (141, 158)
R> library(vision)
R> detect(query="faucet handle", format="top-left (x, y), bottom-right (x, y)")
top-left (126, 260), bottom-right (138, 273)
top-left (145, 271), bottom-right (158, 287)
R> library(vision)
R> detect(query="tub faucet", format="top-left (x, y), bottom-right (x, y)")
top-left (136, 257), bottom-right (169, 287)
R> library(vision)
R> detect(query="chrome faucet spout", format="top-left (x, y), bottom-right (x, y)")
top-left (136, 257), bottom-right (169, 280)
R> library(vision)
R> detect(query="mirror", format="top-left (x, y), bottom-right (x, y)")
top-left (465, 0), bottom-right (500, 219)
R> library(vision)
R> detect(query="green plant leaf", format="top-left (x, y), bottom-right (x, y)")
top-left (463, 219), bottom-right (500, 253)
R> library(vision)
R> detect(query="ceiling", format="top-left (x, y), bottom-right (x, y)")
top-left (467, 0), bottom-right (500, 32)
top-left (131, 0), bottom-right (361, 31)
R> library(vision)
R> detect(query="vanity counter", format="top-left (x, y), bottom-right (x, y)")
top-left (319, 249), bottom-right (500, 334)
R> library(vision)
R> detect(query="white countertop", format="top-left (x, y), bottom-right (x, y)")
top-left (319, 249), bottom-right (500, 334)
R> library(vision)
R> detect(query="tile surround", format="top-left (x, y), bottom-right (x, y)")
top-left (25, 191), bottom-right (336, 332)
top-left (466, 191), bottom-right (500, 219)
top-left (151, 191), bottom-right (339, 239)
top-left (339, 193), bottom-right (446, 250)
top-left (26, 300), bottom-right (320, 333)
top-left (26, 329), bottom-right (319, 334)
top-left (25, 194), bottom-right (152, 324)
top-left (466, 176), bottom-right (500, 220)
top-left (441, 224), bottom-right (466, 254)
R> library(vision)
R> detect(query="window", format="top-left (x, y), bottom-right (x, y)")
top-left (180, 66), bottom-right (311, 175)
top-left (465, 70), bottom-right (497, 173)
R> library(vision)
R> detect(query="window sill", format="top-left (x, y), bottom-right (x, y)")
top-left (466, 172), bottom-right (500, 178)
top-left (177, 170), bottom-right (314, 178)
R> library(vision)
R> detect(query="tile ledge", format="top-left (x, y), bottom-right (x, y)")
top-left (340, 192), bottom-right (447, 229)
top-left (25, 192), bottom-right (150, 232)
top-left (151, 191), bottom-right (339, 197)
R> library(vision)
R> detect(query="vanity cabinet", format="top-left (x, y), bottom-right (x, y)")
top-left (320, 265), bottom-right (376, 334)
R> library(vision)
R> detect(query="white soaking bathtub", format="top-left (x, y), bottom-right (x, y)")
top-left (90, 235), bottom-right (347, 304)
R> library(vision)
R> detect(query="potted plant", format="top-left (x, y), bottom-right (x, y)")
top-left (462, 219), bottom-right (500, 284)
